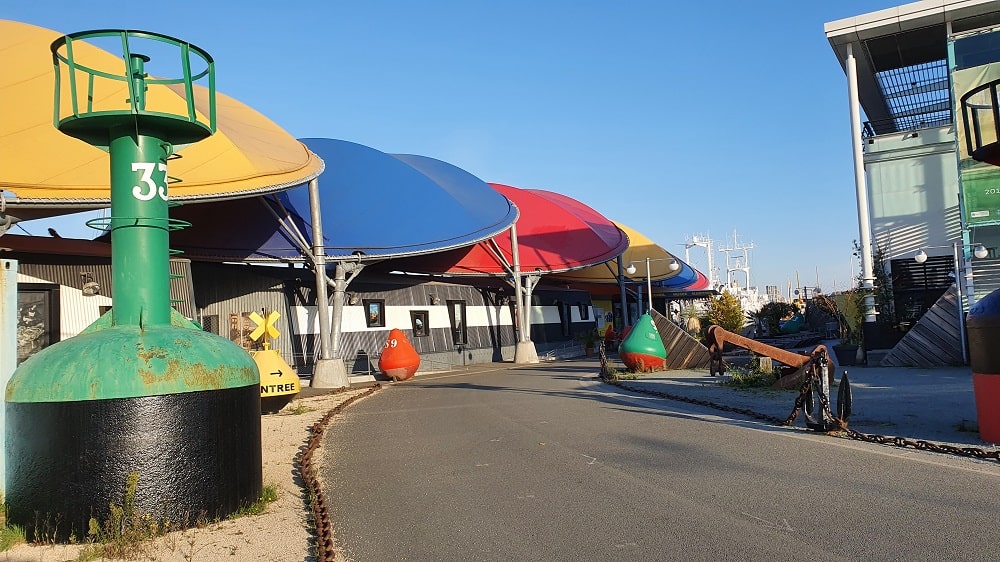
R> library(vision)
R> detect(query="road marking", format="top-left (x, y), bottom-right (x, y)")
top-left (743, 512), bottom-right (794, 531)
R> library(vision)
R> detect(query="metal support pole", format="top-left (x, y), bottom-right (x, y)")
top-left (618, 257), bottom-right (628, 327)
top-left (646, 256), bottom-right (653, 313)
top-left (954, 242), bottom-right (968, 364)
top-left (510, 223), bottom-right (525, 343)
top-left (847, 42), bottom-right (877, 325)
top-left (329, 262), bottom-right (347, 357)
top-left (308, 178), bottom-right (332, 361)
top-left (1, 258), bottom-right (17, 496)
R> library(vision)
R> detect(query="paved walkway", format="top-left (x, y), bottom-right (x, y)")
top-left (311, 355), bottom-right (1000, 453)
top-left (614, 363), bottom-right (996, 450)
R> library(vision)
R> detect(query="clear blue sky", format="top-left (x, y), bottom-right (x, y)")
top-left (7, 0), bottom-right (905, 294)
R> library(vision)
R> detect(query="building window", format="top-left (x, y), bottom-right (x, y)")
top-left (578, 302), bottom-right (589, 320)
top-left (447, 300), bottom-right (467, 345)
top-left (364, 299), bottom-right (385, 328)
top-left (410, 310), bottom-right (429, 337)
top-left (17, 283), bottom-right (61, 365)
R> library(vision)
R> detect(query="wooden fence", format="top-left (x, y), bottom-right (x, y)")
top-left (880, 284), bottom-right (964, 367)
top-left (650, 309), bottom-right (711, 369)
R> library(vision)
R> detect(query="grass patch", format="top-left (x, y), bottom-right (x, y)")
top-left (230, 483), bottom-right (279, 518)
top-left (87, 471), bottom-right (172, 559)
top-left (0, 494), bottom-right (26, 552)
top-left (284, 402), bottom-right (313, 415)
top-left (599, 369), bottom-right (641, 382)
top-left (719, 366), bottom-right (776, 389)
top-left (0, 525), bottom-right (26, 551)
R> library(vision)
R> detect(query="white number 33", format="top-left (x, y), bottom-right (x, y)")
top-left (131, 162), bottom-right (168, 201)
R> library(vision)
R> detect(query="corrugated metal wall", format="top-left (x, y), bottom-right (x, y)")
top-left (190, 263), bottom-right (298, 363)
top-left (192, 263), bottom-right (596, 375)
top-left (16, 259), bottom-right (196, 337)
top-left (15, 258), bottom-right (599, 376)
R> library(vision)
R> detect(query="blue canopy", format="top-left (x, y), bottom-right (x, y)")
top-left (653, 260), bottom-right (699, 289)
top-left (170, 138), bottom-right (518, 262)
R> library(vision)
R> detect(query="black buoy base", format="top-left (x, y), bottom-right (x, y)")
top-left (5, 385), bottom-right (262, 542)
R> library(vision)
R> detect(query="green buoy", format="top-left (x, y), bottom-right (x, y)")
top-left (5, 30), bottom-right (261, 540)
top-left (619, 313), bottom-right (667, 372)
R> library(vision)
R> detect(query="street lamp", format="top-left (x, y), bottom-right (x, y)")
top-left (626, 256), bottom-right (680, 313)
top-left (913, 242), bottom-right (988, 363)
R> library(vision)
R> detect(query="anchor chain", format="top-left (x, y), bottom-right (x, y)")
top-left (297, 384), bottom-right (382, 562)
top-left (599, 347), bottom-right (1000, 463)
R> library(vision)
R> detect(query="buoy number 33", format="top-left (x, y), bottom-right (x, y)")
top-left (132, 162), bottom-right (168, 201)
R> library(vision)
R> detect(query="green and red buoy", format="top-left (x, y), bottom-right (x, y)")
top-left (5, 30), bottom-right (261, 540)
top-left (619, 313), bottom-right (667, 372)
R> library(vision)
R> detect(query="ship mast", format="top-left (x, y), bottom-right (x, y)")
top-left (718, 229), bottom-right (754, 290)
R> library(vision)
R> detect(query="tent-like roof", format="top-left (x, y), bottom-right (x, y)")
top-left (374, 183), bottom-right (629, 276)
top-left (168, 139), bottom-right (518, 262)
top-left (549, 222), bottom-right (693, 286)
top-left (0, 20), bottom-right (323, 222)
top-left (685, 270), bottom-right (712, 291)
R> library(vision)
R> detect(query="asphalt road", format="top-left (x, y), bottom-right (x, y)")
top-left (322, 363), bottom-right (1000, 561)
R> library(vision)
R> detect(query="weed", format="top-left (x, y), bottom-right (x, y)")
top-left (284, 402), bottom-right (313, 415)
top-left (720, 365), bottom-right (776, 389)
top-left (0, 494), bottom-right (26, 552)
top-left (72, 544), bottom-right (103, 561)
top-left (229, 483), bottom-right (279, 518)
top-left (0, 524), bottom-right (25, 551)
top-left (86, 471), bottom-right (172, 559)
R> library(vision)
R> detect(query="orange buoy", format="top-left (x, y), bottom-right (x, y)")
top-left (379, 328), bottom-right (421, 381)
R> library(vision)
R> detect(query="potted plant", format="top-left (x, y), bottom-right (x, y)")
top-left (821, 290), bottom-right (863, 366)
top-left (577, 329), bottom-right (600, 356)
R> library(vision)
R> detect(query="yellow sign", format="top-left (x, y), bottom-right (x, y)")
top-left (251, 349), bottom-right (300, 398)
top-left (249, 310), bottom-right (281, 341)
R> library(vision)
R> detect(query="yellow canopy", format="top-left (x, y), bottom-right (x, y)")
top-left (549, 222), bottom-right (683, 283)
top-left (0, 20), bottom-right (322, 220)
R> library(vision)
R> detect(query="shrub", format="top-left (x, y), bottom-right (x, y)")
top-left (758, 302), bottom-right (798, 337)
top-left (706, 292), bottom-right (744, 333)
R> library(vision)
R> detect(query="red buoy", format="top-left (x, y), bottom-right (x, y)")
top-left (379, 328), bottom-right (421, 381)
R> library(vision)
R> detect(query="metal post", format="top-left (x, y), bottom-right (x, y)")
top-left (646, 256), bottom-right (653, 313)
top-left (1, 258), bottom-right (17, 496)
top-left (617, 256), bottom-right (628, 327)
top-left (847, 42), bottom-right (877, 325)
top-left (510, 223), bottom-right (524, 343)
top-left (308, 178), bottom-right (332, 361)
top-left (954, 242), bottom-right (968, 363)
top-left (329, 263), bottom-right (346, 357)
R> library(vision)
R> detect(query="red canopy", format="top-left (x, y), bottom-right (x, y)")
top-left (378, 183), bottom-right (628, 275)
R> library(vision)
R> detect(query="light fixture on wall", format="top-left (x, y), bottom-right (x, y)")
top-left (912, 241), bottom-right (989, 364)
top-left (347, 292), bottom-right (360, 305)
top-left (429, 294), bottom-right (441, 305)
top-left (80, 271), bottom-right (100, 296)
